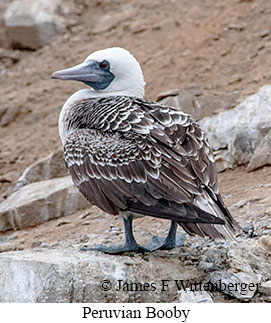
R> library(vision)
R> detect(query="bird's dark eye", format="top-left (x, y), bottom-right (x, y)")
top-left (99, 60), bottom-right (109, 70)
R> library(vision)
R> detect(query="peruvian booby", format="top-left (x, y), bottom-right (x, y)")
top-left (52, 47), bottom-right (239, 254)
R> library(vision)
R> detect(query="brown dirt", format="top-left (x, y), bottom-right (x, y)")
top-left (1, 0), bottom-right (271, 252)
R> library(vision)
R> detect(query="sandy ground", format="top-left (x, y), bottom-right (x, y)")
top-left (0, 0), bottom-right (271, 253)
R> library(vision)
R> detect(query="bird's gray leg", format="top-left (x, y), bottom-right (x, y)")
top-left (80, 218), bottom-right (185, 254)
top-left (144, 220), bottom-right (185, 251)
top-left (80, 215), bottom-right (148, 254)
top-left (120, 215), bottom-right (145, 251)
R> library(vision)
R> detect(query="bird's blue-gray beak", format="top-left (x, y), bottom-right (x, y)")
top-left (51, 59), bottom-right (114, 90)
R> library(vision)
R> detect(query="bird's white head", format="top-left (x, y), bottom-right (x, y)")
top-left (52, 47), bottom-right (145, 98)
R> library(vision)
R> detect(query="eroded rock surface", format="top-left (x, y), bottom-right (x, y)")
top-left (200, 85), bottom-right (271, 171)
top-left (14, 147), bottom-right (67, 191)
top-left (0, 176), bottom-right (89, 232)
top-left (158, 84), bottom-right (240, 121)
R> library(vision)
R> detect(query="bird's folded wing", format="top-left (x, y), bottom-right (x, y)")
top-left (64, 128), bottom-right (195, 213)
top-left (63, 97), bottom-right (239, 238)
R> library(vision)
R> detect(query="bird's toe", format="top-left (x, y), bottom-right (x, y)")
top-left (143, 233), bottom-right (185, 251)
top-left (80, 243), bottom-right (148, 255)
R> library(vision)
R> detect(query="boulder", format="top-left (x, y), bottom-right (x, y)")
top-left (0, 249), bottom-right (204, 302)
top-left (158, 84), bottom-right (240, 121)
top-left (0, 176), bottom-right (89, 232)
top-left (200, 85), bottom-right (271, 170)
top-left (247, 129), bottom-right (271, 171)
top-left (4, 0), bottom-right (67, 49)
top-left (14, 147), bottom-right (67, 191)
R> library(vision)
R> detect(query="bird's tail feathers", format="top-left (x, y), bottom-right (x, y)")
top-left (189, 190), bottom-right (241, 240)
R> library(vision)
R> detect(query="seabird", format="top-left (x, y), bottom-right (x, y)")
top-left (52, 47), bottom-right (239, 254)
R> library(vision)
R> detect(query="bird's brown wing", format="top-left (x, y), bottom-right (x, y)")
top-left (64, 96), bottom-right (239, 239)
top-left (136, 98), bottom-right (239, 239)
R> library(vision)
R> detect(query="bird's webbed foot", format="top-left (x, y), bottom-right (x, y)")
top-left (80, 218), bottom-right (185, 254)
top-left (80, 241), bottom-right (149, 255)
top-left (143, 232), bottom-right (185, 251)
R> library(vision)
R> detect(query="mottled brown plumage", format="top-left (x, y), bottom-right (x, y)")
top-left (63, 96), bottom-right (238, 240)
